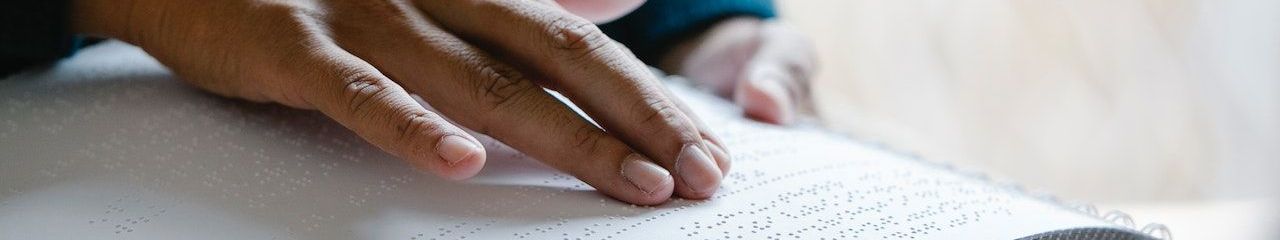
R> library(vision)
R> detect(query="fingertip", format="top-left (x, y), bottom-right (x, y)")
top-left (436, 148), bottom-right (486, 181)
top-left (621, 180), bottom-right (675, 206)
top-left (619, 154), bottom-right (675, 205)
top-left (437, 135), bottom-right (482, 165)
top-left (677, 185), bottom-right (717, 200)
top-left (703, 139), bottom-right (732, 175)
top-left (627, 190), bottom-right (674, 206)
top-left (425, 135), bottom-right (487, 181)
top-left (735, 77), bottom-right (794, 125)
top-left (674, 144), bottom-right (723, 199)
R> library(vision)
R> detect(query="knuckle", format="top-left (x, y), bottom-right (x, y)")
top-left (569, 123), bottom-right (606, 156)
top-left (634, 92), bottom-right (700, 142)
top-left (472, 64), bottom-right (537, 110)
top-left (335, 70), bottom-right (398, 118)
top-left (635, 91), bottom-right (679, 126)
top-left (545, 15), bottom-right (612, 59)
top-left (394, 112), bottom-right (446, 149)
top-left (565, 125), bottom-right (609, 177)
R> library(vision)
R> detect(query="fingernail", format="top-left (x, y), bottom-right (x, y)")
top-left (620, 154), bottom-right (672, 195)
top-left (703, 139), bottom-right (731, 174)
top-left (676, 143), bottom-right (723, 194)
top-left (436, 135), bottom-right (480, 166)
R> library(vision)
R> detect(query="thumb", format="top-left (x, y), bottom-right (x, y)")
top-left (734, 21), bottom-right (817, 125)
top-left (735, 61), bottom-right (797, 124)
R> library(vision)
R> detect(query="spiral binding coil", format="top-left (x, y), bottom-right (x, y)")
top-left (660, 71), bottom-right (1172, 240)
top-left (1141, 223), bottom-right (1173, 240)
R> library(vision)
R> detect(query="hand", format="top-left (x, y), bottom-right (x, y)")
top-left (661, 18), bottom-right (817, 124)
top-left (71, 0), bottom-right (731, 205)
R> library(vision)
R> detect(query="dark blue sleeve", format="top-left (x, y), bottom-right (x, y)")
top-left (1, 0), bottom-right (84, 76)
top-left (599, 0), bottom-right (776, 66)
top-left (1, 0), bottom-right (775, 76)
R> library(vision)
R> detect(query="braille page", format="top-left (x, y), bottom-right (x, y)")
top-left (1, 42), bottom-right (1132, 239)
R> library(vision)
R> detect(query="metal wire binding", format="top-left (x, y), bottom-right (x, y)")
top-left (1140, 223), bottom-right (1172, 240)
top-left (1102, 210), bottom-right (1136, 228)
top-left (1075, 204), bottom-right (1100, 216)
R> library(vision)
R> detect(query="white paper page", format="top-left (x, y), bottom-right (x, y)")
top-left (1, 42), bottom-right (1120, 239)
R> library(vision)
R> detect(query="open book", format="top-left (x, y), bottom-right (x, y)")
top-left (0, 42), bottom-right (1167, 239)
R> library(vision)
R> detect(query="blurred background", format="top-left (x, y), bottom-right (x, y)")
top-left (779, 0), bottom-right (1278, 238)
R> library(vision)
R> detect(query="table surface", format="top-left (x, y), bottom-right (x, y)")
top-left (778, 1), bottom-right (1279, 238)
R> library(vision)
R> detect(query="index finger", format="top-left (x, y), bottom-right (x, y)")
top-left (415, 0), bottom-right (730, 198)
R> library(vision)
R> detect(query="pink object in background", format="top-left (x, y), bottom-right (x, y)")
top-left (554, 0), bottom-right (646, 23)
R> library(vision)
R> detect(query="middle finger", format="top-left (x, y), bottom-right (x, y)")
top-left (324, 1), bottom-right (677, 204)
top-left (416, 0), bottom-right (730, 198)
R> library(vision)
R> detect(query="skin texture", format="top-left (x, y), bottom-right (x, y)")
top-left (69, 0), bottom-right (813, 205)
